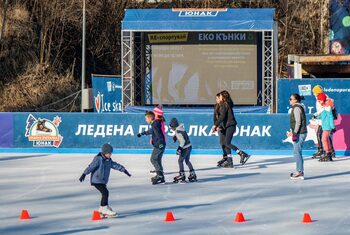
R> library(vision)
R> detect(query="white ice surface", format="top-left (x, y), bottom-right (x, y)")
top-left (0, 153), bottom-right (350, 235)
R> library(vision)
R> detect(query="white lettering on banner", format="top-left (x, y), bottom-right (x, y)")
top-left (124, 125), bottom-right (134, 136)
top-left (94, 125), bottom-right (106, 138)
top-left (208, 129), bottom-right (219, 136)
top-left (188, 126), bottom-right (198, 136)
top-left (240, 126), bottom-right (251, 136)
top-left (262, 126), bottom-right (271, 136)
top-left (250, 126), bottom-right (260, 136)
top-left (75, 125), bottom-right (86, 135)
top-left (307, 106), bottom-right (314, 114)
top-left (139, 125), bottom-right (149, 134)
top-left (106, 125), bottom-right (113, 136)
top-left (113, 125), bottom-right (124, 135)
top-left (198, 125), bottom-right (208, 136)
top-left (87, 125), bottom-right (94, 136)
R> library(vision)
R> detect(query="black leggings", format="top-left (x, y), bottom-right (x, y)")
top-left (222, 125), bottom-right (239, 153)
top-left (93, 184), bottom-right (109, 206)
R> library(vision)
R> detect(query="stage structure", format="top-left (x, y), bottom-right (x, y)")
top-left (121, 8), bottom-right (277, 110)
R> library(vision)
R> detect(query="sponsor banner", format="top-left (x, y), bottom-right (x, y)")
top-left (145, 32), bottom-right (257, 45)
top-left (172, 8), bottom-right (228, 17)
top-left (0, 113), bottom-right (13, 147)
top-left (277, 79), bottom-right (350, 114)
top-left (6, 112), bottom-right (350, 150)
top-left (91, 75), bottom-right (122, 113)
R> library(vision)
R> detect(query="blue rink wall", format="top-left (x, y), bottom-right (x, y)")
top-left (1, 112), bottom-right (350, 155)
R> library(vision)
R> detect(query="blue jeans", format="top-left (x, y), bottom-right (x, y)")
top-left (293, 133), bottom-right (306, 173)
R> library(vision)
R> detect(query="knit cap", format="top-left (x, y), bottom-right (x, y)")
top-left (153, 105), bottom-right (163, 116)
top-left (312, 85), bottom-right (323, 95)
top-left (169, 118), bottom-right (179, 128)
top-left (101, 143), bottom-right (113, 154)
top-left (317, 93), bottom-right (327, 102)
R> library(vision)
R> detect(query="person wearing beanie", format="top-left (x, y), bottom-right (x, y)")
top-left (79, 143), bottom-right (131, 217)
top-left (312, 87), bottom-right (336, 159)
top-left (137, 111), bottom-right (167, 185)
top-left (169, 117), bottom-right (197, 183)
top-left (316, 93), bottom-right (335, 162)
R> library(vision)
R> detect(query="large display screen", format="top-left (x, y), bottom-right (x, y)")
top-left (151, 44), bottom-right (257, 105)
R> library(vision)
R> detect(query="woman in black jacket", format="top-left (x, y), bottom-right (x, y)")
top-left (212, 90), bottom-right (250, 168)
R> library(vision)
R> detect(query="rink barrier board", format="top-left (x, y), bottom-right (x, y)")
top-left (0, 112), bottom-right (349, 152)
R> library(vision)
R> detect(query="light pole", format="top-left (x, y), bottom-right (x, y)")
top-left (81, 0), bottom-right (86, 112)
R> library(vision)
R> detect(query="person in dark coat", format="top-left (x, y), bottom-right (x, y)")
top-left (212, 90), bottom-right (251, 168)
top-left (79, 143), bottom-right (131, 217)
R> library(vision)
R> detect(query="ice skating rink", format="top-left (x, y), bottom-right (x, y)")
top-left (0, 153), bottom-right (350, 235)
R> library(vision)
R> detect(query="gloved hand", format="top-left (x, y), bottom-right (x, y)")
top-left (124, 169), bottom-right (131, 177)
top-left (331, 128), bottom-right (337, 134)
top-left (173, 135), bottom-right (177, 143)
top-left (79, 173), bottom-right (86, 182)
top-left (176, 147), bottom-right (183, 155)
top-left (292, 133), bottom-right (299, 142)
top-left (137, 133), bottom-right (142, 138)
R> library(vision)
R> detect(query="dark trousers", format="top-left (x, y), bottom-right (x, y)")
top-left (222, 125), bottom-right (239, 152)
top-left (219, 130), bottom-right (231, 156)
top-left (151, 147), bottom-right (165, 172)
top-left (93, 184), bottom-right (109, 206)
top-left (178, 146), bottom-right (194, 172)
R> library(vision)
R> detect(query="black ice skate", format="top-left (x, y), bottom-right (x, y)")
top-left (151, 171), bottom-right (165, 185)
top-left (217, 156), bottom-right (228, 167)
top-left (173, 171), bottom-right (186, 183)
top-left (290, 172), bottom-right (304, 180)
top-left (319, 153), bottom-right (333, 162)
top-left (311, 148), bottom-right (323, 159)
top-left (221, 157), bottom-right (233, 168)
top-left (238, 151), bottom-right (250, 165)
top-left (188, 171), bottom-right (197, 182)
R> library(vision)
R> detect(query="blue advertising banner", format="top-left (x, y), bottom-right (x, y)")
top-left (10, 112), bottom-right (319, 151)
top-left (0, 113), bottom-right (13, 147)
top-left (91, 74), bottom-right (122, 113)
top-left (277, 78), bottom-right (350, 114)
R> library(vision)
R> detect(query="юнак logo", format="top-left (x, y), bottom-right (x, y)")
top-left (25, 114), bottom-right (63, 148)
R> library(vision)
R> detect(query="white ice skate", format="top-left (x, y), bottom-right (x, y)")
top-left (99, 205), bottom-right (118, 218)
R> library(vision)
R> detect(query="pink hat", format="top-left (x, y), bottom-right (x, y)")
top-left (153, 105), bottom-right (163, 116)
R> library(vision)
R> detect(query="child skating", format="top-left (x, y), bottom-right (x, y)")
top-left (169, 118), bottom-right (197, 183)
top-left (79, 143), bottom-right (131, 217)
top-left (137, 111), bottom-right (166, 185)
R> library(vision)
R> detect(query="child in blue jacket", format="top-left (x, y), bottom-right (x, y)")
top-left (79, 143), bottom-right (131, 217)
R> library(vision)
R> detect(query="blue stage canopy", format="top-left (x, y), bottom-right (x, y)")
top-left (122, 8), bottom-right (275, 31)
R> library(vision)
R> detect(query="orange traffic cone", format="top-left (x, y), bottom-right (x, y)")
top-left (92, 210), bottom-right (102, 221)
top-left (302, 213), bottom-right (312, 223)
top-left (234, 212), bottom-right (246, 223)
top-left (20, 210), bottom-right (30, 220)
top-left (165, 211), bottom-right (175, 222)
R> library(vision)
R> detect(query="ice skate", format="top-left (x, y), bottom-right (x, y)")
top-left (319, 153), bottom-right (333, 162)
top-left (238, 150), bottom-right (250, 165)
top-left (99, 205), bottom-right (118, 218)
top-left (221, 157), bottom-right (233, 168)
top-left (188, 171), bottom-right (197, 182)
top-left (290, 172), bottom-right (304, 180)
top-left (217, 156), bottom-right (228, 167)
top-left (151, 171), bottom-right (165, 185)
top-left (173, 171), bottom-right (186, 183)
top-left (311, 148), bottom-right (323, 159)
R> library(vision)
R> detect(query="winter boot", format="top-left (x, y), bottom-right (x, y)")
top-left (221, 157), bottom-right (233, 168)
top-left (188, 170), bottom-right (197, 182)
top-left (152, 171), bottom-right (165, 185)
top-left (238, 150), bottom-right (251, 165)
top-left (173, 171), bottom-right (186, 183)
top-left (217, 156), bottom-right (228, 167)
top-left (312, 148), bottom-right (323, 159)
top-left (319, 152), bottom-right (333, 162)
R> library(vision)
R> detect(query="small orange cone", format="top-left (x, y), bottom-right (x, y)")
top-left (234, 212), bottom-right (246, 223)
top-left (92, 210), bottom-right (102, 221)
top-left (302, 213), bottom-right (312, 223)
top-left (165, 211), bottom-right (175, 222)
top-left (20, 210), bottom-right (30, 220)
